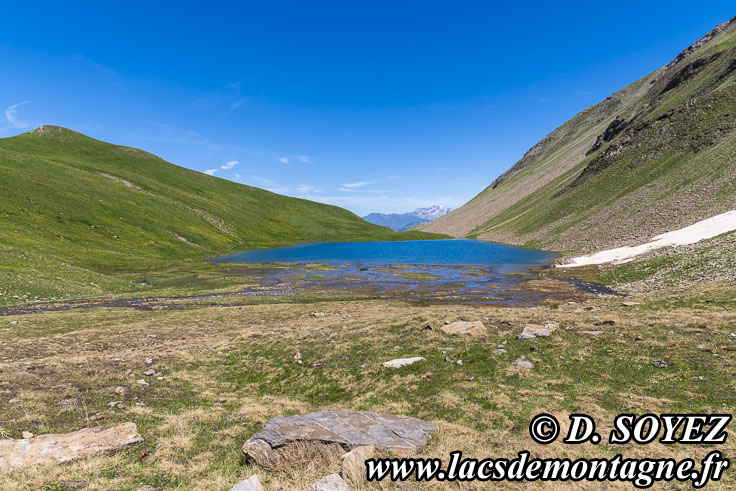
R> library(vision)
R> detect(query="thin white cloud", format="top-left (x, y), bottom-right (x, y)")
top-left (234, 173), bottom-right (241, 179)
top-left (278, 155), bottom-right (311, 164)
top-left (204, 169), bottom-right (218, 176)
top-left (249, 176), bottom-right (290, 194)
top-left (230, 99), bottom-right (249, 111)
top-left (4, 101), bottom-right (30, 128)
top-left (341, 180), bottom-right (374, 189)
top-left (295, 184), bottom-right (322, 194)
top-left (220, 160), bottom-right (238, 170)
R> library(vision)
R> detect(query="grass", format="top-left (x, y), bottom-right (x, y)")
top-left (0, 126), bottom-right (443, 306)
top-left (422, 18), bottom-right (736, 257)
top-left (0, 282), bottom-right (734, 489)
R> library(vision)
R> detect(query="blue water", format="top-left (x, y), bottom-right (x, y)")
top-left (212, 239), bottom-right (558, 269)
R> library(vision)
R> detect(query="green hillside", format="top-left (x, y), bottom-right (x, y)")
top-left (421, 17), bottom-right (736, 255)
top-left (0, 126), bottom-right (439, 304)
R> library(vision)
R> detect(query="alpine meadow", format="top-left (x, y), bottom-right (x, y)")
top-left (1, 4), bottom-right (736, 491)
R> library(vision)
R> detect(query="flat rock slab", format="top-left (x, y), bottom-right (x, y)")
top-left (304, 473), bottom-right (350, 491)
top-left (0, 422), bottom-right (143, 474)
top-left (578, 330), bottom-right (604, 335)
top-left (518, 323), bottom-right (557, 339)
top-left (382, 356), bottom-right (425, 369)
top-left (440, 321), bottom-right (488, 337)
top-left (243, 411), bottom-right (437, 469)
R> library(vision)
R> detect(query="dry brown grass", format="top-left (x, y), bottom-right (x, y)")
top-left (0, 284), bottom-right (734, 489)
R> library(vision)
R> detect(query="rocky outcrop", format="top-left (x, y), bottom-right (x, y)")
top-left (242, 411), bottom-right (437, 469)
top-left (0, 423), bottom-right (143, 473)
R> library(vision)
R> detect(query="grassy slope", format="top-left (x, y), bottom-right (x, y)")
top-left (421, 17), bottom-right (736, 255)
top-left (0, 126), bottom-right (441, 304)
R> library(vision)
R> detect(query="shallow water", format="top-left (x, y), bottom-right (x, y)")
top-left (212, 239), bottom-right (558, 270)
top-left (209, 240), bottom-right (570, 304)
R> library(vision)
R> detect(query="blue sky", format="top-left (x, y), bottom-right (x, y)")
top-left (1, 2), bottom-right (734, 215)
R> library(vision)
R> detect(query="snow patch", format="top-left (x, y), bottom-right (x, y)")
top-left (559, 209), bottom-right (736, 267)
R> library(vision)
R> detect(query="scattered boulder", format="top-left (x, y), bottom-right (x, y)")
top-left (492, 348), bottom-right (507, 354)
top-left (242, 411), bottom-right (437, 469)
top-left (382, 357), bottom-right (425, 369)
top-left (113, 387), bottom-right (126, 396)
top-left (440, 321), bottom-right (488, 337)
top-left (513, 356), bottom-right (534, 369)
top-left (21, 432), bottom-right (33, 440)
top-left (653, 360), bottom-right (669, 368)
top-left (342, 445), bottom-right (375, 483)
top-left (311, 312), bottom-right (326, 318)
top-left (304, 473), bottom-right (350, 491)
top-left (578, 330), bottom-right (604, 335)
top-left (518, 323), bottom-right (557, 339)
top-left (143, 369), bottom-right (155, 376)
top-left (622, 302), bottom-right (641, 307)
top-left (0, 423), bottom-right (143, 473)
top-left (144, 358), bottom-right (153, 365)
top-left (231, 474), bottom-right (265, 491)
top-left (136, 379), bottom-right (149, 386)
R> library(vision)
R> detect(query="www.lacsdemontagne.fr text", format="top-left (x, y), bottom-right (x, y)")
top-left (365, 450), bottom-right (730, 488)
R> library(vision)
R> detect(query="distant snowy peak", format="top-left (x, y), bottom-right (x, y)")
top-left (362, 205), bottom-right (453, 232)
top-left (412, 205), bottom-right (452, 220)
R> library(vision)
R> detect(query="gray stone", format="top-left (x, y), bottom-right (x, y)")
top-left (231, 474), bottom-right (265, 491)
top-left (441, 321), bottom-right (488, 337)
top-left (342, 445), bottom-right (375, 483)
top-left (0, 423), bottom-right (143, 473)
top-left (513, 356), bottom-right (534, 369)
top-left (492, 348), bottom-right (507, 354)
top-left (578, 330), bottom-right (604, 335)
top-left (304, 473), bottom-right (350, 491)
top-left (382, 357), bottom-right (425, 369)
top-left (243, 411), bottom-right (437, 469)
top-left (518, 323), bottom-right (557, 339)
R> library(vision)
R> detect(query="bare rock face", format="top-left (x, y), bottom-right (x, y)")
top-left (304, 473), bottom-right (350, 491)
top-left (0, 423), bottom-right (143, 473)
top-left (440, 321), bottom-right (488, 337)
top-left (243, 411), bottom-right (437, 469)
